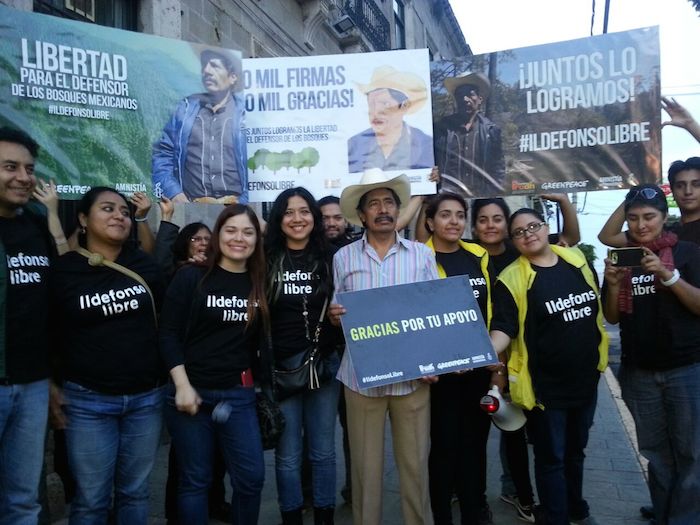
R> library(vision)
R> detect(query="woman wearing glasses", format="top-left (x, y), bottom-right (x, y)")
top-left (489, 208), bottom-right (608, 525)
top-left (153, 197), bottom-right (212, 278)
top-left (602, 184), bottom-right (700, 524)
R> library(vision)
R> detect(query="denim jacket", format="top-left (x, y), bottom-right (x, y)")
top-left (152, 93), bottom-right (249, 204)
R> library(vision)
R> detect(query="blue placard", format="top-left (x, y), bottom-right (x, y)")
top-left (337, 276), bottom-right (498, 388)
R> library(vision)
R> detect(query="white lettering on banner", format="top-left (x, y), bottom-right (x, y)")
top-left (442, 309), bottom-right (479, 325)
top-left (361, 370), bottom-right (404, 384)
top-left (518, 122), bottom-right (650, 153)
top-left (21, 39), bottom-right (128, 80)
top-left (518, 48), bottom-right (639, 114)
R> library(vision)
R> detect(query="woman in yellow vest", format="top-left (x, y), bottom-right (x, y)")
top-left (489, 208), bottom-right (608, 525)
top-left (423, 192), bottom-right (498, 525)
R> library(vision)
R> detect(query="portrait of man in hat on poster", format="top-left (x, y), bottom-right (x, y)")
top-left (347, 65), bottom-right (434, 174)
top-left (152, 48), bottom-right (248, 204)
top-left (434, 71), bottom-right (505, 199)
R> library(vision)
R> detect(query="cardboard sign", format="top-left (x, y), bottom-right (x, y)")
top-left (337, 276), bottom-right (497, 388)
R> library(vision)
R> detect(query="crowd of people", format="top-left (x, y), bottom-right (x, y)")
top-left (0, 97), bottom-right (698, 525)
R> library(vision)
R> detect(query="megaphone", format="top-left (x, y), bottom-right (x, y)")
top-left (480, 385), bottom-right (526, 432)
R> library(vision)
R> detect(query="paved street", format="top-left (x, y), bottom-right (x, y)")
top-left (49, 325), bottom-right (651, 524)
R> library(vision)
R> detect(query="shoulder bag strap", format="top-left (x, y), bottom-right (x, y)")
top-left (76, 247), bottom-right (158, 325)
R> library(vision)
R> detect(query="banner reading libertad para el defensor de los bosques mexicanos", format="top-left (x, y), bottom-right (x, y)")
top-left (0, 4), bottom-right (246, 202)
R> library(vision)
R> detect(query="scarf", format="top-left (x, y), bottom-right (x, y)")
top-left (617, 231), bottom-right (677, 314)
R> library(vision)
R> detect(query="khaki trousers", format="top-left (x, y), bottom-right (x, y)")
top-left (344, 384), bottom-right (433, 525)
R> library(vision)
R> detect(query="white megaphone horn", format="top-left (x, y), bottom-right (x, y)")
top-left (479, 385), bottom-right (526, 432)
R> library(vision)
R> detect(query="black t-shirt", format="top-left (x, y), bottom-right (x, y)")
top-left (671, 219), bottom-right (700, 246)
top-left (270, 249), bottom-right (336, 359)
top-left (491, 258), bottom-right (601, 408)
top-left (604, 241), bottom-right (700, 370)
top-left (51, 249), bottom-right (165, 394)
top-left (488, 241), bottom-right (519, 278)
top-left (0, 212), bottom-right (53, 384)
top-left (160, 265), bottom-right (258, 389)
top-left (435, 248), bottom-right (488, 319)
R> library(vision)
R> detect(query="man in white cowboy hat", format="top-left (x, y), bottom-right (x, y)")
top-left (329, 168), bottom-right (438, 525)
top-left (348, 65), bottom-right (434, 174)
top-left (434, 71), bottom-right (505, 199)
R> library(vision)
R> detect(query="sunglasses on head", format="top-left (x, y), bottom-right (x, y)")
top-left (626, 187), bottom-right (660, 201)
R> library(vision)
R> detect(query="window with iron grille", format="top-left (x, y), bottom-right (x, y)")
top-left (33, 0), bottom-right (137, 30)
top-left (393, 0), bottom-right (405, 49)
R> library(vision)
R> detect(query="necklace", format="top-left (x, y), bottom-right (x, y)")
top-left (286, 248), bottom-right (311, 342)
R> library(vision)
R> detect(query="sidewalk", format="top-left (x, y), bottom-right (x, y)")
top-left (49, 331), bottom-right (651, 524)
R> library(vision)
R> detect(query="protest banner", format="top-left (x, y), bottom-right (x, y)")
top-left (243, 49), bottom-right (436, 201)
top-left (431, 27), bottom-right (661, 200)
top-left (337, 276), bottom-right (497, 388)
top-left (0, 5), bottom-right (247, 202)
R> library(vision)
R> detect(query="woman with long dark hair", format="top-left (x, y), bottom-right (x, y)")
top-left (422, 192), bottom-right (496, 525)
top-left (265, 187), bottom-right (340, 525)
top-left (489, 207), bottom-right (607, 525)
top-left (50, 186), bottom-right (166, 524)
top-left (160, 204), bottom-right (270, 525)
top-left (602, 184), bottom-right (700, 524)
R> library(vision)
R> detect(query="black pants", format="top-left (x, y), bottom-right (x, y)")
top-left (501, 426), bottom-right (535, 505)
top-left (429, 370), bottom-right (492, 525)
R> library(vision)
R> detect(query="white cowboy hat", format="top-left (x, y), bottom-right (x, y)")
top-left (356, 65), bottom-right (427, 115)
top-left (444, 71), bottom-right (491, 100)
top-left (340, 168), bottom-right (411, 227)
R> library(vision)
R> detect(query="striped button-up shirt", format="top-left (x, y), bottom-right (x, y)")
top-left (333, 232), bottom-right (438, 397)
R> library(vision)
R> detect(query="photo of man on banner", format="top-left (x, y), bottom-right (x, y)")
top-left (347, 65), bottom-right (434, 174)
top-left (434, 71), bottom-right (505, 199)
top-left (152, 48), bottom-right (248, 204)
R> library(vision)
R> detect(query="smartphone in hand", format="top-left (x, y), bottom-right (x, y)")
top-left (608, 247), bottom-right (644, 267)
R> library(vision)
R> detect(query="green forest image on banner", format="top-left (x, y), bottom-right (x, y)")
top-left (0, 5), bottom-right (244, 200)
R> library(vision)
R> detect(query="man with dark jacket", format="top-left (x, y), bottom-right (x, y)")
top-left (434, 72), bottom-right (505, 199)
top-left (152, 49), bottom-right (248, 205)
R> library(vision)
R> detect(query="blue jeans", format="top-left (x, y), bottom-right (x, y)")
top-left (620, 362), bottom-right (700, 525)
top-left (526, 392), bottom-right (597, 525)
top-left (0, 379), bottom-right (49, 525)
top-left (275, 357), bottom-right (340, 511)
top-left (63, 381), bottom-right (164, 525)
top-left (165, 384), bottom-right (264, 525)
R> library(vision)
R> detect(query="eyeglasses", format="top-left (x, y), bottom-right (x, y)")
top-left (190, 236), bottom-right (211, 244)
top-left (511, 222), bottom-right (546, 239)
top-left (626, 187), bottom-right (660, 201)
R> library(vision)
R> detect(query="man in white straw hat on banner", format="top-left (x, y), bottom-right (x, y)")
top-left (328, 168), bottom-right (438, 525)
top-left (434, 71), bottom-right (505, 199)
top-left (347, 66), bottom-right (434, 174)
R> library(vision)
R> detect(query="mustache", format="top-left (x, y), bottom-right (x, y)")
top-left (374, 215), bottom-right (394, 223)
